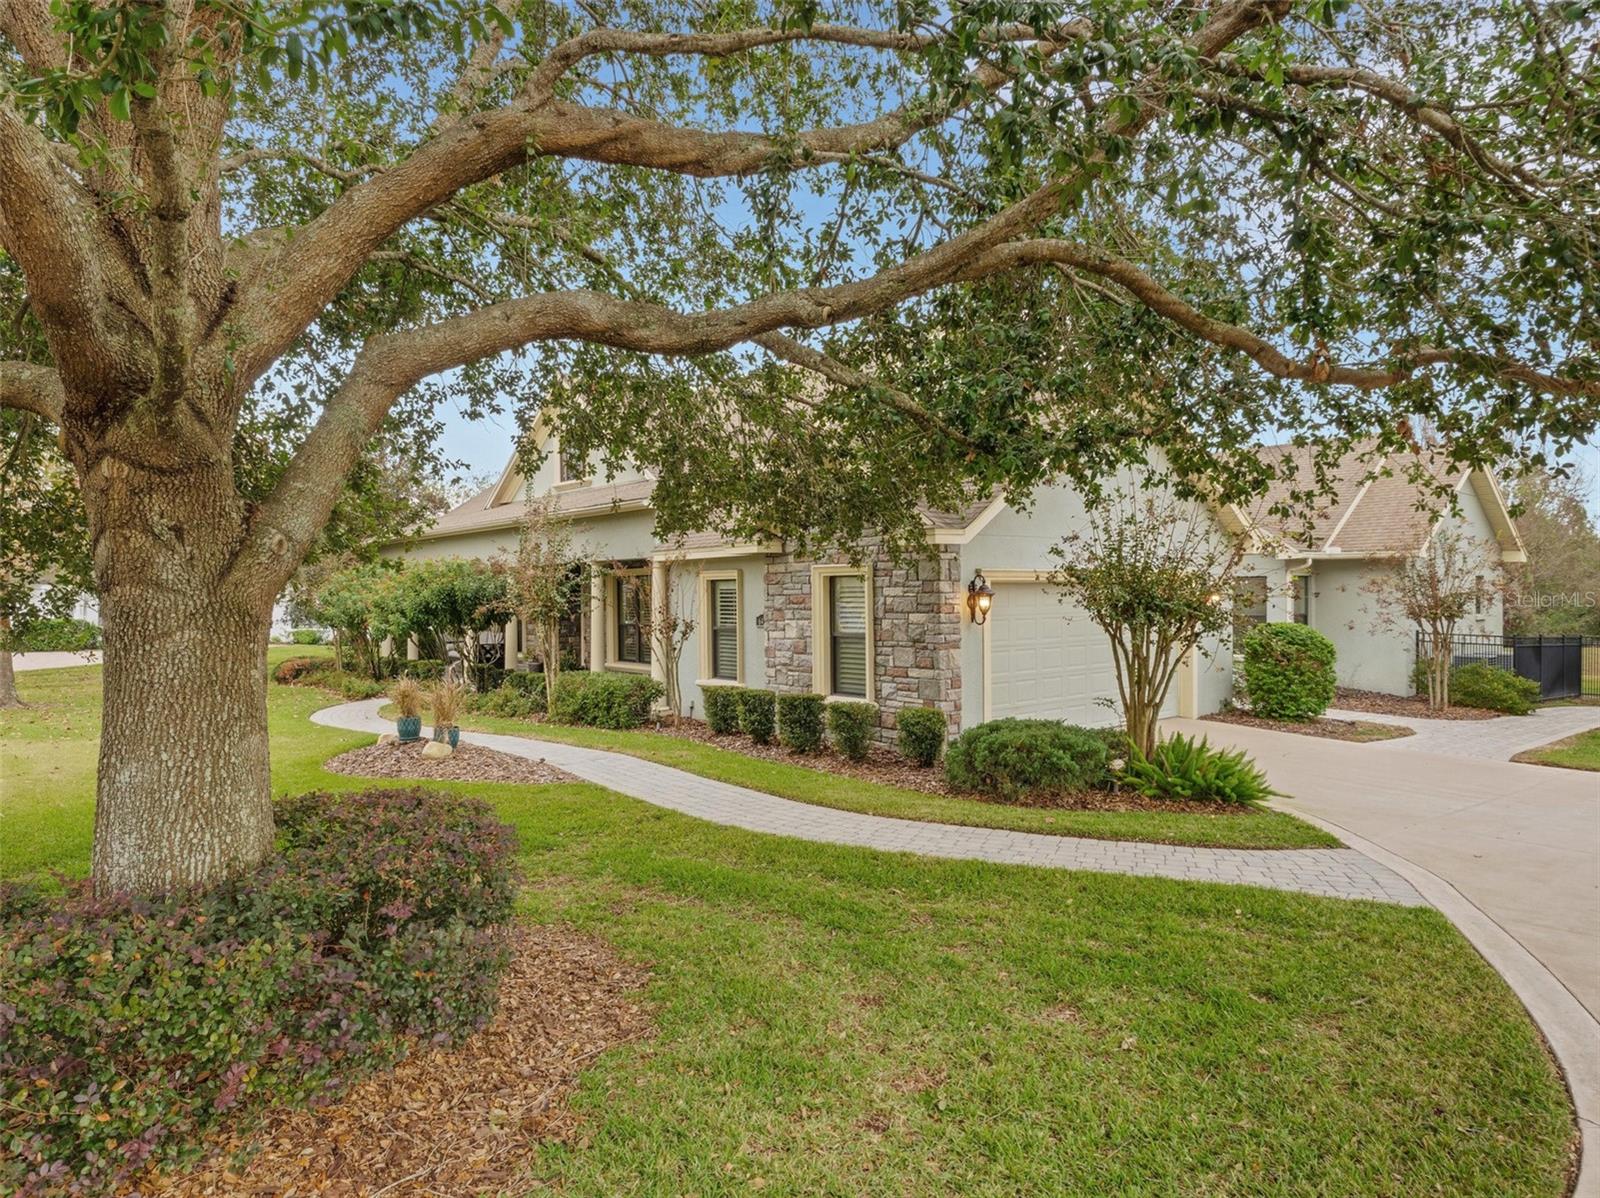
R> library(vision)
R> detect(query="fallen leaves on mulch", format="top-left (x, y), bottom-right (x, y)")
top-left (1204, 709), bottom-right (1414, 742)
top-left (643, 717), bottom-right (952, 794)
top-left (323, 739), bottom-right (577, 785)
top-left (1333, 687), bottom-right (1499, 721)
top-left (151, 926), bottom-right (652, 1198)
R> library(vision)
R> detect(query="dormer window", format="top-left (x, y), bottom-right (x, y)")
top-left (558, 443), bottom-right (586, 484)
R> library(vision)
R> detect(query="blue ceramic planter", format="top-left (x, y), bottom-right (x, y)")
top-left (432, 725), bottom-right (460, 748)
top-left (396, 715), bottom-right (422, 743)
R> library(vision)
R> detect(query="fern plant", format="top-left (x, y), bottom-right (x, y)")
top-left (1120, 733), bottom-right (1277, 805)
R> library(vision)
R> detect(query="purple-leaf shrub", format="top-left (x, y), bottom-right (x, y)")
top-left (1, 789), bottom-right (518, 1196)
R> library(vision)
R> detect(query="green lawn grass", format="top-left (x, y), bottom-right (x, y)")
top-left (1514, 727), bottom-right (1600, 772)
top-left (0, 663), bottom-right (1578, 1195)
top-left (403, 704), bottom-right (1341, 851)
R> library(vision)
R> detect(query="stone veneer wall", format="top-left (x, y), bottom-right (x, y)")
top-left (763, 548), bottom-right (963, 742)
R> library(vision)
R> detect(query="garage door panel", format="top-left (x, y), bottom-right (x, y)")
top-left (989, 583), bottom-right (1175, 726)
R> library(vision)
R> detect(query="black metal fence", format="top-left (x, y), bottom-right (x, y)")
top-left (1416, 632), bottom-right (1600, 701)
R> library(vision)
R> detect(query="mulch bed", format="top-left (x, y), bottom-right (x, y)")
top-left (323, 739), bottom-right (577, 785)
top-left (1333, 687), bottom-right (1500, 721)
top-left (1204, 709), bottom-right (1414, 742)
top-left (641, 720), bottom-right (1257, 817)
top-left (154, 925), bottom-right (653, 1197)
top-left (641, 717), bottom-right (954, 794)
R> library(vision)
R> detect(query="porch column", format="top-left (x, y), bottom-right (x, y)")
top-left (650, 558), bottom-right (669, 688)
top-left (504, 618), bottom-right (519, 670)
top-left (588, 566), bottom-right (606, 672)
top-left (406, 636), bottom-right (419, 662)
top-left (380, 636), bottom-right (394, 658)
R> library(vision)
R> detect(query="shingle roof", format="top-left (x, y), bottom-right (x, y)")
top-left (419, 470), bottom-right (1001, 546)
top-left (419, 478), bottom-right (656, 538)
top-left (1248, 441), bottom-right (1467, 556)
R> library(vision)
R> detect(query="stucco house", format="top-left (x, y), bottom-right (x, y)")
top-left (1237, 441), bottom-right (1526, 696)
top-left (390, 426), bottom-right (1525, 739)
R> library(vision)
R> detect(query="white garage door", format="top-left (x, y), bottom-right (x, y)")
top-left (988, 583), bottom-right (1176, 726)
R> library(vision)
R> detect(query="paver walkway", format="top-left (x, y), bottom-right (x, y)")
top-left (314, 699), bottom-right (1422, 905)
top-left (11, 650), bottom-right (101, 671)
top-left (1327, 702), bottom-right (1600, 759)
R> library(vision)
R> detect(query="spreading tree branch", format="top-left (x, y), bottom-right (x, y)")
top-left (0, 362), bottom-right (66, 423)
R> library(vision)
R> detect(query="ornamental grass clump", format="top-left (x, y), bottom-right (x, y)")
top-left (390, 674), bottom-right (424, 719)
top-left (1, 789), bottom-right (517, 1198)
top-left (430, 678), bottom-right (466, 728)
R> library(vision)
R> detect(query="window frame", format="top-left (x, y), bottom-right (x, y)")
top-left (1291, 574), bottom-right (1312, 625)
top-left (610, 570), bottom-right (651, 668)
top-left (698, 570), bottom-right (744, 685)
top-left (811, 565), bottom-right (873, 701)
top-left (556, 439), bottom-right (587, 486)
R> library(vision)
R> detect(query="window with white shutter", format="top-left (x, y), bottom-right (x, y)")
top-left (829, 574), bottom-right (868, 698)
top-left (710, 579), bottom-right (739, 680)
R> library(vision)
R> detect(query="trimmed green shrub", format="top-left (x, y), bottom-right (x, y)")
top-left (1450, 662), bottom-right (1539, 715)
top-left (407, 658), bottom-right (446, 682)
top-left (826, 701), bottom-right (878, 761)
top-left (9, 616), bottom-right (100, 652)
top-left (1, 790), bottom-right (516, 1197)
top-left (944, 718), bottom-right (1109, 800)
top-left (897, 707), bottom-right (947, 767)
top-left (473, 682), bottom-right (544, 718)
top-left (703, 685), bottom-right (743, 735)
top-left (549, 671), bottom-right (664, 728)
top-left (1241, 622), bottom-right (1337, 720)
top-left (290, 627), bottom-right (325, 644)
top-left (738, 687), bottom-right (777, 744)
top-left (1092, 726), bottom-right (1136, 769)
top-left (778, 692), bottom-right (826, 753)
top-left (1121, 733), bottom-right (1275, 804)
top-left (335, 673), bottom-right (387, 699)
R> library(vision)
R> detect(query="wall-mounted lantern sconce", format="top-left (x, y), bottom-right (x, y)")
top-left (967, 571), bottom-right (995, 625)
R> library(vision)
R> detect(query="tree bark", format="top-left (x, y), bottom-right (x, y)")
top-left (90, 590), bottom-right (274, 893)
top-left (0, 616), bottom-right (20, 708)
top-left (77, 440), bottom-right (278, 895)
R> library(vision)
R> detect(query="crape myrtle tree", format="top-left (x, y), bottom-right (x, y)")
top-left (1, 0), bottom-right (1597, 893)
top-left (1047, 488), bottom-right (1245, 756)
top-left (1365, 525), bottom-right (1508, 710)
top-left (498, 495), bottom-right (581, 713)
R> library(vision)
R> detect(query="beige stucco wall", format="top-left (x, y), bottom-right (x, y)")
top-left (1238, 479), bottom-right (1508, 696)
top-left (956, 477), bottom-right (1236, 730)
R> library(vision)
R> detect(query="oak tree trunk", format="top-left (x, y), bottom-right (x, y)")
top-left (90, 592), bottom-right (275, 893)
top-left (0, 616), bottom-right (19, 708)
top-left (79, 442), bottom-right (279, 895)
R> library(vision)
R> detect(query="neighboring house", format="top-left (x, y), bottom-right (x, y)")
top-left (391, 426), bottom-right (1527, 739)
top-left (1237, 441), bottom-right (1526, 695)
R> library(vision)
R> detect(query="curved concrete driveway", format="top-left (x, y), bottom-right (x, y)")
top-left (1325, 702), bottom-right (1600, 760)
top-left (1170, 715), bottom-right (1600, 1018)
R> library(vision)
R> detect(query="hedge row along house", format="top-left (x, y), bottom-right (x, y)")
top-left (387, 421), bottom-right (1525, 740)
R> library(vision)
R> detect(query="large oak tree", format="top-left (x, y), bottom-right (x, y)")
top-left (0, 0), bottom-right (1595, 893)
